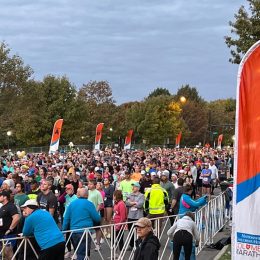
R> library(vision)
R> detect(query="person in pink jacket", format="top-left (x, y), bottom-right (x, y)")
top-left (113, 190), bottom-right (127, 252)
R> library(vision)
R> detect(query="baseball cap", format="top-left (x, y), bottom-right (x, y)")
top-left (94, 167), bottom-right (100, 172)
top-left (171, 173), bottom-right (177, 178)
top-left (27, 169), bottom-right (35, 177)
top-left (145, 172), bottom-right (151, 177)
top-left (131, 182), bottom-right (140, 188)
top-left (161, 170), bottom-right (169, 178)
top-left (151, 172), bottom-right (157, 176)
top-left (141, 170), bottom-right (146, 175)
top-left (96, 170), bottom-right (102, 175)
top-left (135, 217), bottom-right (152, 228)
top-left (21, 199), bottom-right (39, 208)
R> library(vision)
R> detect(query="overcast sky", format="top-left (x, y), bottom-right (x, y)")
top-left (0, 0), bottom-right (245, 104)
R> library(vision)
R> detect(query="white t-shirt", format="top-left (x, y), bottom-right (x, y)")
top-left (209, 165), bottom-right (218, 180)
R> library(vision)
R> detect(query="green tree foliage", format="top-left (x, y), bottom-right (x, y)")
top-left (225, 0), bottom-right (260, 64)
top-left (0, 42), bottom-right (237, 148)
top-left (181, 101), bottom-right (208, 146)
top-left (78, 81), bottom-right (114, 104)
top-left (127, 96), bottom-right (184, 145)
top-left (0, 42), bottom-right (33, 147)
top-left (109, 102), bottom-right (137, 146)
top-left (207, 99), bottom-right (236, 145)
top-left (12, 80), bottom-right (48, 146)
top-left (11, 76), bottom-right (79, 146)
top-left (146, 87), bottom-right (171, 99)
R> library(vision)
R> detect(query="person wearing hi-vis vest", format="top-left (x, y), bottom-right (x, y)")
top-left (144, 176), bottom-right (169, 223)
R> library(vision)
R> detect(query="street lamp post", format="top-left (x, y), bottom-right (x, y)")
top-left (7, 131), bottom-right (12, 150)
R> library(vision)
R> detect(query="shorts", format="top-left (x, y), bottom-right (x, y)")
top-left (202, 183), bottom-right (211, 188)
top-left (104, 204), bottom-right (113, 208)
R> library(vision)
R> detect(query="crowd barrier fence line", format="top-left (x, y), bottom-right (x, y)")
top-left (0, 192), bottom-right (228, 260)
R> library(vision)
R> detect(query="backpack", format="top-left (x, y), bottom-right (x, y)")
top-left (211, 237), bottom-right (231, 250)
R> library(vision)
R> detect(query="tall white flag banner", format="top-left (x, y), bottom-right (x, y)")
top-left (232, 41), bottom-right (260, 259)
top-left (49, 119), bottom-right (63, 154)
top-left (94, 123), bottom-right (104, 151)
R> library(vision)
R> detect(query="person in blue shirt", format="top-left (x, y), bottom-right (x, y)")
top-left (21, 199), bottom-right (65, 260)
top-left (179, 184), bottom-right (207, 216)
top-left (62, 187), bottom-right (101, 260)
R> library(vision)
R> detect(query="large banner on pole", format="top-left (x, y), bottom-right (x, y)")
top-left (124, 129), bottom-right (133, 150)
top-left (49, 119), bottom-right (63, 153)
top-left (175, 132), bottom-right (182, 148)
top-left (233, 41), bottom-right (260, 259)
top-left (217, 134), bottom-right (223, 149)
top-left (94, 123), bottom-right (104, 151)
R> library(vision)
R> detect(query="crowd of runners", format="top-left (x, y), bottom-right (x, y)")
top-left (0, 146), bottom-right (233, 260)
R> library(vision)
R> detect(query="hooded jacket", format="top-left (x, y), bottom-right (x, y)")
top-left (167, 216), bottom-right (200, 242)
top-left (133, 231), bottom-right (160, 260)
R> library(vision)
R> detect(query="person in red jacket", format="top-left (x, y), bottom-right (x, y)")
top-left (113, 190), bottom-right (127, 253)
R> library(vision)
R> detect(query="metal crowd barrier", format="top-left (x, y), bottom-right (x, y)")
top-left (0, 192), bottom-right (228, 260)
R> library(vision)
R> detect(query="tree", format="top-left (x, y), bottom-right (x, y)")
top-left (78, 81), bottom-right (115, 104)
top-left (225, 0), bottom-right (260, 64)
top-left (207, 99), bottom-right (236, 145)
top-left (146, 87), bottom-right (171, 99)
top-left (0, 42), bottom-right (33, 147)
top-left (11, 80), bottom-right (48, 146)
top-left (181, 101), bottom-right (208, 146)
top-left (127, 96), bottom-right (184, 145)
top-left (12, 76), bottom-right (80, 146)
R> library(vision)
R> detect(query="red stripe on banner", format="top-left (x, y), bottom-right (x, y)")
top-left (237, 45), bottom-right (260, 185)
top-left (95, 123), bottom-right (104, 144)
top-left (50, 119), bottom-right (63, 144)
top-left (218, 134), bottom-right (223, 147)
top-left (125, 129), bottom-right (133, 146)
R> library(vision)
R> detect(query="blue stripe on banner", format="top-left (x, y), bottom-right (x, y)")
top-left (50, 139), bottom-right (59, 146)
top-left (237, 173), bottom-right (260, 203)
top-left (237, 232), bottom-right (260, 245)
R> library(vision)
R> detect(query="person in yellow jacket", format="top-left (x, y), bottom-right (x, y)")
top-left (144, 176), bottom-right (169, 219)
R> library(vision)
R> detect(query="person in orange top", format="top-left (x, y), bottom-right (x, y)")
top-left (131, 166), bottom-right (142, 182)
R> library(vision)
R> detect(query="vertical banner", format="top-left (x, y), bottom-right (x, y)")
top-left (176, 132), bottom-right (182, 148)
top-left (233, 41), bottom-right (260, 260)
top-left (217, 134), bottom-right (223, 148)
top-left (49, 119), bottom-right (63, 154)
top-left (124, 129), bottom-right (133, 150)
top-left (94, 123), bottom-right (104, 150)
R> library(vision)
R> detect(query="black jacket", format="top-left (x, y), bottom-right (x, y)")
top-left (133, 231), bottom-right (160, 260)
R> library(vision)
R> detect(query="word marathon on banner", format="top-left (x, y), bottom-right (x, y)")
top-left (236, 233), bottom-right (260, 258)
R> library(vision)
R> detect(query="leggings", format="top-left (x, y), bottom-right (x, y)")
top-left (39, 242), bottom-right (65, 260)
top-left (172, 230), bottom-right (193, 260)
